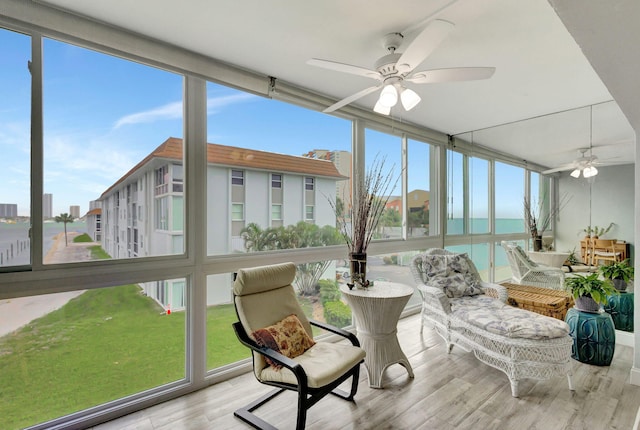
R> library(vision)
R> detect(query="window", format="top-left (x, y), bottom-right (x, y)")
top-left (271, 174), bottom-right (282, 188)
top-left (407, 139), bottom-right (436, 237)
top-left (0, 28), bottom-right (31, 268)
top-left (155, 165), bottom-right (169, 196)
top-left (305, 205), bottom-right (314, 221)
top-left (446, 150), bottom-right (464, 235)
top-left (156, 197), bottom-right (168, 230)
top-left (42, 38), bottom-right (183, 263)
top-left (271, 204), bottom-right (282, 220)
top-left (232, 203), bottom-right (244, 221)
top-left (470, 157), bottom-right (489, 234)
top-left (305, 177), bottom-right (314, 191)
top-left (172, 164), bottom-right (183, 192)
top-left (231, 170), bottom-right (244, 186)
top-left (495, 162), bottom-right (525, 234)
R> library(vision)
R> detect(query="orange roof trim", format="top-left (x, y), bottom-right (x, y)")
top-left (101, 137), bottom-right (346, 198)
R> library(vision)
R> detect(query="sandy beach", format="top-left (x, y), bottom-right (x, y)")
top-left (0, 232), bottom-right (94, 337)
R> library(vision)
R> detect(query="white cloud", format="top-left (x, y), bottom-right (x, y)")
top-left (113, 92), bottom-right (256, 129)
top-left (207, 93), bottom-right (256, 114)
top-left (113, 101), bottom-right (183, 129)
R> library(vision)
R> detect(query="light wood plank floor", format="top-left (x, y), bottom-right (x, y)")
top-left (93, 313), bottom-right (640, 430)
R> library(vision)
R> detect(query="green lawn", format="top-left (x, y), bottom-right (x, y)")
top-left (0, 285), bottom-right (250, 429)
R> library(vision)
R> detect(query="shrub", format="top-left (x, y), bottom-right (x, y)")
top-left (323, 300), bottom-right (352, 327)
top-left (318, 279), bottom-right (341, 306)
top-left (383, 255), bottom-right (398, 265)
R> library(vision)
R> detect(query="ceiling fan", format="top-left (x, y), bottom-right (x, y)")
top-left (542, 148), bottom-right (602, 178)
top-left (307, 19), bottom-right (496, 115)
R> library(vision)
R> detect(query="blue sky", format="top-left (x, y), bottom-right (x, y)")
top-left (1, 28), bottom-right (524, 218)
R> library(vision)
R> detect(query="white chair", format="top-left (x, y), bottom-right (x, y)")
top-left (501, 241), bottom-right (565, 290)
top-left (410, 249), bottom-right (574, 398)
top-left (232, 262), bottom-right (365, 430)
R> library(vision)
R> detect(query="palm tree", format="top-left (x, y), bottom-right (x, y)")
top-left (54, 213), bottom-right (74, 246)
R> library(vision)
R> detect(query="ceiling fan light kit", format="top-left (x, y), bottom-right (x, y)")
top-left (307, 19), bottom-right (495, 115)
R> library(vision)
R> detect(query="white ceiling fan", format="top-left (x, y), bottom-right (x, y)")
top-left (307, 19), bottom-right (496, 115)
top-left (542, 148), bottom-right (602, 178)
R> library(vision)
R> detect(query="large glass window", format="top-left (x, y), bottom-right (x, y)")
top-left (42, 38), bottom-right (184, 263)
top-left (407, 139), bottom-right (435, 237)
top-left (205, 81), bottom-right (351, 256)
top-left (365, 128), bottom-right (402, 240)
top-left (446, 150), bottom-right (464, 235)
top-left (0, 280), bottom-right (186, 429)
top-left (0, 28), bottom-right (31, 268)
top-left (470, 157), bottom-right (489, 234)
top-left (495, 161), bottom-right (525, 234)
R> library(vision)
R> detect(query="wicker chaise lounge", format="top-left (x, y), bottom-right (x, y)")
top-left (410, 249), bottom-right (574, 397)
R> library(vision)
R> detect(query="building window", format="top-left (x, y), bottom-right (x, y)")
top-left (271, 174), bottom-right (282, 188)
top-left (272, 204), bottom-right (282, 220)
top-left (305, 205), bottom-right (314, 221)
top-left (232, 203), bottom-right (244, 221)
top-left (156, 196), bottom-right (168, 230)
top-left (231, 170), bottom-right (244, 186)
top-left (172, 164), bottom-right (183, 192)
top-left (305, 177), bottom-right (314, 191)
top-left (155, 165), bottom-right (169, 195)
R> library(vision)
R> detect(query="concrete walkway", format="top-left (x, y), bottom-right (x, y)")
top-left (0, 232), bottom-right (94, 337)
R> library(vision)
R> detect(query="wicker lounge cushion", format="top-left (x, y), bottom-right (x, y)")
top-left (422, 253), bottom-right (483, 298)
top-left (450, 295), bottom-right (570, 340)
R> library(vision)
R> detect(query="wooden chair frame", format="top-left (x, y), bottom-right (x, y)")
top-left (590, 238), bottom-right (622, 266)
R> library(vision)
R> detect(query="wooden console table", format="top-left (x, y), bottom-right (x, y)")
top-left (340, 281), bottom-right (414, 388)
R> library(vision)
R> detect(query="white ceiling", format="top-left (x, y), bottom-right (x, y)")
top-left (41, 0), bottom-right (635, 171)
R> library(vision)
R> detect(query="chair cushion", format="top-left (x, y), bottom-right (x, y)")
top-left (423, 253), bottom-right (483, 298)
top-left (251, 314), bottom-right (316, 369)
top-left (450, 295), bottom-right (569, 340)
top-left (258, 342), bottom-right (365, 388)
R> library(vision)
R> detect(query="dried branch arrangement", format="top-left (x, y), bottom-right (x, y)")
top-left (329, 155), bottom-right (399, 255)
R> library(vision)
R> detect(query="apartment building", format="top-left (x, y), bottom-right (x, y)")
top-left (99, 137), bottom-right (345, 309)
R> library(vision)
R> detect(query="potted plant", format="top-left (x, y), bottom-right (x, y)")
top-left (591, 222), bottom-right (614, 239)
top-left (328, 155), bottom-right (398, 289)
top-left (565, 272), bottom-right (618, 312)
top-left (599, 259), bottom-right (634, 292)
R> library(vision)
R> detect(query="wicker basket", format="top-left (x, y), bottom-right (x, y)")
top-left (502, 283), bottom-right (574, 320)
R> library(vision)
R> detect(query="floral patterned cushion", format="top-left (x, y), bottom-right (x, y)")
top-left (422, 253), bottom-right (483, 298)
top-left (251, 314), bottom-right (316, 369)
top-left (450, 296), bottom-right (569, 339)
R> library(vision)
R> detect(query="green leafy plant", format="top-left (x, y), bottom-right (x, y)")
top-left (591, 222), bottom-right (614, 238)
top-left (566, 248), bottom-right (580, 265)
top-left (599, 259), bottom-right (634, 282)
top-left (564, 272), bottom-right (618, 305)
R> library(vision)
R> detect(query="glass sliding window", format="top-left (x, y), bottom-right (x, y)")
top-left (205, 81), bottom-right (351, 256)
top-left (446, 243), bottom-right (490, 282)
top-left (365, 128), bottom-right (402, 240)
top-left (470, 157), bottom-right (489, 234)
top-left (0, 28), bottom-right (31, 268)
top-left (42, 38), bottom-right (183, 263)
top-left (0, 280), bottom-right (186, 429)
top-left (494, 161), bottom-right (525, 234)
top-left (407, 139), bottom-right (435, 237)
top-left (446, 150), bottom-right (464, 235)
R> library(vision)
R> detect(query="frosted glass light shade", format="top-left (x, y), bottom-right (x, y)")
top-left (378, 84), bottom-right (398, 107)
top-left (570, 169), bottom-right (581, 178)
top-left (583, 166), bottom-right (598, 178)
top-left (400, 88), bottom-right (421, 111)
top-left (373, 100), bottom-right (391, 115)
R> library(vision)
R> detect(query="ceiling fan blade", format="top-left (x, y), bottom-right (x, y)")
top-left (406, 67), bottom-right (496, 84)
top-left (323, 85), bottom-right (382, 113)
top-left (542, 164), bottom-right (576, 174)
top-left (307, 58), bottom-right (381, 80)
top-left (396, 19), bottom-right (455, 74)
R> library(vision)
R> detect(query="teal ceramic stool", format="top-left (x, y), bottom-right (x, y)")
top-left (565, 307), bottom-right (615, 366)
top-left (604, 292), bottom-right (634, 332)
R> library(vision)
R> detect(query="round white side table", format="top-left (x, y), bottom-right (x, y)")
top-left (340, 281), bottom-right (415, 388)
